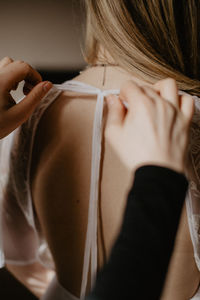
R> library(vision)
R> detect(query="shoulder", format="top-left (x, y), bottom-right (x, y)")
top-left (30, 88), bottom-right (96, 220)
top-left (30, 88), bottom-right (97, 182)
top-left (39, 89), bottom-right (96, 143)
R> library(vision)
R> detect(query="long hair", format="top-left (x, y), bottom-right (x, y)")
top-left (84, 0), bottom-right (200, 96)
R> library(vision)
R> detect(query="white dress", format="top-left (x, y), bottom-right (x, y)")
top-left (0, 80), bottom-right (200, 299)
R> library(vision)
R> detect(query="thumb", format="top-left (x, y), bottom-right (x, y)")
top-left (6, 81), bottom-right (52, 130)
top-left (106, 95), bottom-right (125, 129)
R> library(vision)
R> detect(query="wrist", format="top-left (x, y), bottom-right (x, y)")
top-left (130, 158), bottom-right (184, 175)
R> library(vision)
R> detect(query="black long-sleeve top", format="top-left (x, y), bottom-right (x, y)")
top-left (87, 166), bottom-right (188, 300)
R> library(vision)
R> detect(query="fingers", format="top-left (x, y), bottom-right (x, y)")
top-left (0, 58), bottom-right (17, 91)
top-left (154, 78), bottom-right (179, 107)
top-left (119, 80), bottom-right (151, 112)
top-left (180, 94), bottom-right (194, 122)
top-left (154, 78), bottom-right (194, 122)
top-left (105, 95), bottom-right (126, 131)
top-left (4, 81), bottom-right (52, 134)
top-left (142, 85), bottom-right (162, 104)
top-left (0, 57), bottom-right (13, 68)
top-left (0, 60), bottom-right (42, 92)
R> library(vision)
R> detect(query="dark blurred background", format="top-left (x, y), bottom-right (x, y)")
top-left (0, 0), bottom-right (85, 299)
top-left (0, 0), bottom-right (86, 98)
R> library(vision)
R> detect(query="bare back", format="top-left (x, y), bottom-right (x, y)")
top-left (31, 67), bottom-right (200, 299)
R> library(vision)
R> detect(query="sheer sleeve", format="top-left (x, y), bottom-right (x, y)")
top-left (186, 96), bottom-right (200, 270)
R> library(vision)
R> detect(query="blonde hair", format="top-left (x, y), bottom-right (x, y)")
top-left (84, 0), bottom-right (200, 96)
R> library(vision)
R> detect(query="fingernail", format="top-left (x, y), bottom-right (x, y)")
top-left (43, 81), bottom-right (53, 92)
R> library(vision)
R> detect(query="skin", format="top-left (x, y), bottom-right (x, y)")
top-left (30, 65), bottom-right (199, 299)
top-left (105, 79), bottom-right (193, 174)
top-left (0, 56), bottom-right (52, 139)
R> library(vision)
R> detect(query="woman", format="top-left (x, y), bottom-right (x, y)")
top-left (1, 1), bottom-right (200, 299)
top-left (0, 59), bottom-right (193, 300)
top-left (0, 57), bottom-right (193, 300)
top-left (0, 60), bottom-right (193, 299)
top-left (42, 80), bottom-right (193, 300)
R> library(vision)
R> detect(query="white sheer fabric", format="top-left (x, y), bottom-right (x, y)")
top-left (0, 81), bottom-right (200, 299)
top-left (41, 276), bottom-right (79, 300)
top-left (187, 97), bottom-right (200, 268)
top-left (190, 286), bottom-right (200, 300)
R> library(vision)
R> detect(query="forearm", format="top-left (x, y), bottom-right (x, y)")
top-left (88, 166), bottom-right (188, 300)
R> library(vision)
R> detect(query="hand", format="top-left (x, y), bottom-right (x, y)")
top-left (0, 57), bottom-right (53, 138)
top-left (105, 78), bottom-right (194, 173)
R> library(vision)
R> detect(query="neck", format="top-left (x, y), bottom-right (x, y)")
top-left (77, 64), bottom-right (152, 90)
top-left (78, 47), bottom-right (152, 89)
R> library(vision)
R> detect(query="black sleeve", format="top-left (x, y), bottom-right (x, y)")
top-left (86, 165), bottom-right (188, 300)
